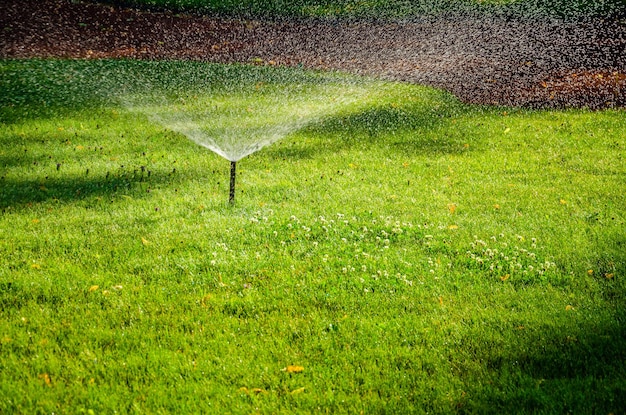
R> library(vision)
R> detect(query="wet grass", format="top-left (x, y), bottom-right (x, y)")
top-left (1, 59), bottom-right (625, 413)
top-left (104, 0), bottom-right (626, 19)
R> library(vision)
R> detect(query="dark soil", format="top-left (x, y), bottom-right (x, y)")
top-left (1, 0), bottom-right (625, 109)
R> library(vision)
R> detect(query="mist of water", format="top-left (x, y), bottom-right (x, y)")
top-left (118, 62), bottom-right (373, 162)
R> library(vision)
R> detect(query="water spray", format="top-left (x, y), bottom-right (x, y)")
top-left (119, 63), bottom-right (371, 205)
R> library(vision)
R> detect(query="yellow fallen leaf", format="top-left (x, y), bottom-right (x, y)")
top-left (448, 203), bottom-right (456, 214)
top-left (448, 225), bottom-right (459, 230)
top-left (141, 237), bottom-right (151, 246)
top-left (291, 387), bottom-right (306, 394)
top-left (605, 273), bottom-right (614, 279)
top-left (201, 294), bottom-right (212, 306)
top-left (31, 218), bottom-right (40, 224)
top-left (31, 264), bottom-right (41, 269)
top-left (500, 274), bottom-right (510, 281)
top-left (284, 365), bottom-right (304, 373)
top-left (565, 305), bottom-right (575, 311)
top-left (493, 204), bottom-right (501, 210)
top-left (38, 373), bottom-right (52, 386)
top-left (88, 285), bottom-right (99, 292)
top-left (587, 269), bottom-right (593, 275)
top-left (560, 199), bottom-right (567, 205)
top-left (504, 127), bottom-right (511, 134)
top-left (438, 296), bottom-right (444, 305)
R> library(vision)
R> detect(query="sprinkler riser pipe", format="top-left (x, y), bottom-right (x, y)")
top-left (229, 161), bottom-right (236, 204)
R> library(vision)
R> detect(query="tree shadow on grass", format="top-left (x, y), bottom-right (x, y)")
top-left (462, 235), bottom-right (626, 414)
top-left (466, 314), bottom-right (626, 414)
top-left (0, 170), bottom-right (179, 210)
top-left (0, 59), bottom-right (126, 125)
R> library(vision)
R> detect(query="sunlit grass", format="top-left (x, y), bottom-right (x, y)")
top-left (1, 59), bottom-right (625, 413)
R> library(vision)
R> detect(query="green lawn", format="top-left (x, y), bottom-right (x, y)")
top-left (1, 59), bottom-right (625, 413)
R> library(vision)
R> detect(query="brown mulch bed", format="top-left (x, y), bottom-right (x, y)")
top-left (1, 0), bottom-right (625, 109)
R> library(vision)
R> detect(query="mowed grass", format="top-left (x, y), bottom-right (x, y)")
top-left (1, 59), bottom-right (625, 413)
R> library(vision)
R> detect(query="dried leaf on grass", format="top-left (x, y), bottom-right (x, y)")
top-left (283, 365), bottom-right (304, 373)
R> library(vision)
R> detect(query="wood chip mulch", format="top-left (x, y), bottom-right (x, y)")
top-left (2, 0), bottom-right (625, 109)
